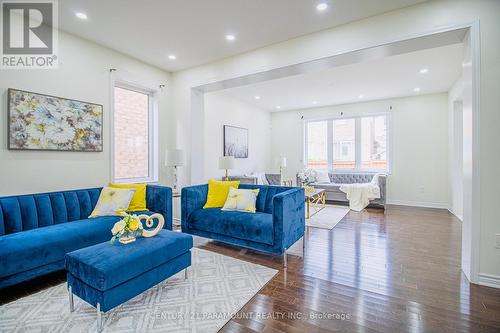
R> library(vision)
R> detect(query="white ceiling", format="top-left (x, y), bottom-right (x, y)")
top-left (59, 0), bottom-right (427, 72)
top-left (219, 43), bottom-right (464, 111)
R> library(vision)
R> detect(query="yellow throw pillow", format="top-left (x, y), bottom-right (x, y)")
top-left (203, 180), bottom-right (240, 209)
top-left (108, 182), bottom-right (147, 212)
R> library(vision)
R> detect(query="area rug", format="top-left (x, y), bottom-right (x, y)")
top-left (306, 204), bottom-right (350, 229)
top-left (0, 248), bottom-right (278, 333)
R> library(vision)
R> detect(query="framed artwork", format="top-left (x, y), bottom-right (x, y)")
top-left (223, 125), bottom-right (248, 158)
top-left (7, 88), bottom-right (103, 152)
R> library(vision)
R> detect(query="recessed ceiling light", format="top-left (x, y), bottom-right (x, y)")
top-left (168, 54), bottom-right (177, 60)
top-left (275, 106), bottom-right (281, 109)
top-left (225, 34), bottom-right (236, 41)
top-left (358, 95), bottom-right (364, 99)
top-left (254, 95), bottom-right (261, 100)
top-left (316, 2), bottom-right (328, 11)
top-left (75, 12), bottom-right (87, 20)
top-left (419, 68), bottom-right (429, 74)
top-left (413, 87), bottom-right (421, 92)
top-left (312, 101), bottom-right (317, 105)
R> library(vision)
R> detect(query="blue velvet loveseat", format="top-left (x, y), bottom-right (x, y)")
top-left (0, 185), bottom-right (172, 288)
top-left (181, 184), bottom-right (305, 265)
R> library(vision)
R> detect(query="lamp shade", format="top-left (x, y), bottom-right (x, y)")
top-left (219, 156), bottom-right (235, 170)
top-left (165, 149), bottom-right (185, 167)
top-left (280, 157), bottom-right (287, 168)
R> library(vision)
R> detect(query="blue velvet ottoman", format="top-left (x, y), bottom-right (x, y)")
top-left (65, 230), bottom-right (193, 331)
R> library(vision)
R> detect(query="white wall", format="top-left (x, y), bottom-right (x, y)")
top-left (0, 29), bottom-right (172, 196)
top-left (171, 0), bottom-right (500, 284)
top-left (204, 92), bottom-right (271, 179)
top-left (448, 76), bottom-right (464, 220)
top-left (271, 93), bottom-right (449, 208)
top-left (460, 31), bottom-right (475, 283)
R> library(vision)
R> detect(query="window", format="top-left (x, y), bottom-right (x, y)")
top-left (332, 119), bottom-right (355, 169)
top-left (361, 116), bottom-right (387, 170)
top-left (306, 121), bottom-right (328, 169)
top-left (305, 115), bottom-right (389, 172)
top-left (113, 84), bottom-right (157, 182)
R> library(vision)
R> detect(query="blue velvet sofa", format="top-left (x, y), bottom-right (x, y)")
top-left (181, 184), bottom-right (305, 265)
top-left (0, 185), bottom-right (172, 288)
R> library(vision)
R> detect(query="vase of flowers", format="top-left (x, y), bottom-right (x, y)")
top-left (111, 213), bottom-right (144, 244)
top-left (297, 168), bottom-right (316, 186)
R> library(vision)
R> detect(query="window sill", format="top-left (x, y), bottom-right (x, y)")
top-left (112, 177), bottom-right (159, 184)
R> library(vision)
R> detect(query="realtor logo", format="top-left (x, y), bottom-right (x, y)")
top-left (1, 0), bottom-right (58, 69)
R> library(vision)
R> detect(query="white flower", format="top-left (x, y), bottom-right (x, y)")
top-left (33, 105), bottom-right (57, 126)
top-left (73, 112), bottom-right (95, 129)
top-left (45, 120), bottom-right (75, 144)
top-left (111, 221), bottom-right (125, 235)
top-left (14, 100), bottom-right (34, 114)
top-left (27, 123), bottom-right (45, 141)
top-left (48, 100), bottom-right (73, 120)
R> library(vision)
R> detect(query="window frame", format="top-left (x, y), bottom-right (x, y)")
top-left (111, 81), bottom-right (159, 183)
top-left (304, 113), bottom-right (391, 174)
top-left (304, 119), bottom-right (329, 170)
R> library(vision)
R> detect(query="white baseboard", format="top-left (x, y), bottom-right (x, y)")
top-left (448, 208), bottom-right (463, 221)
top-left (478, 273), bottom-right (500, 289)
top-left (386, 200), bottom-right (448, 209)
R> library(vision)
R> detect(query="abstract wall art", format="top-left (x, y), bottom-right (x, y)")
top-left (223, 125), bottom-right (248, 158)
top-left (7, 88), bottom-right (103, 151)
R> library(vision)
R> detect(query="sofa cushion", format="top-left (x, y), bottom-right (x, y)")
top-left (0, 216), bottom-right (121, 278)
top-left (0, 188), bottom-right (103, 236)
top-left (65, 230), bottom-right (193, 291)
top-left (0, 198), bottom-right (23, 234)
top-left (330, 173), bottom-right (374, 184)
top-left (189, 208), bottom-right (274, 245)
top-left (0, 205), bottom-right (4, 236)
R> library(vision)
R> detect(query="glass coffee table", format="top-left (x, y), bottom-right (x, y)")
top-left (305, 188), bottom-right (326, 219)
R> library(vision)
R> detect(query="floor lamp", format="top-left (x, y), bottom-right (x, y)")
top-left (165, 149), bottom-right (185, 194)
top-left (279, 157), bottom-right (287, 184)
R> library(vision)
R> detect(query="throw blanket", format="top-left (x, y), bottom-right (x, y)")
top-left (246, 172), bottom-right (269, 185)
top-left (340, 174), bottom-right (381, 211)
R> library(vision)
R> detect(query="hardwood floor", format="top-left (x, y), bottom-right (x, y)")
top-left (2, 205), bottom-right (499, 332)
top-left (197, 206), bottom-right (500, 333)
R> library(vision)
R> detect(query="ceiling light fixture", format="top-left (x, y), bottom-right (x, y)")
top-left (413, 87), bottom-right (421, 92)
top-left (419, 68), bottom-right (429, 74)
top-left (75, 12), bottom-right (88, 20)
top-left (275, 106), bottom-right (281, 109)
top-left (225, 34), bottom-right (236, 41)
top-left (254, 95), bottom-right (261, 100)
top-left (358, 95), bottom-right (364, 99)
top-left (312, 101), bottom-right (317, 105)
top-left (316, 2), bottom-right (328, 11)
top-left (168, 54), bottom-right (177, 60)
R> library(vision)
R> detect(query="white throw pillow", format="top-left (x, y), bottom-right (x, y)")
top-left (89, 187), bottom-right (136, 217)
top-left (222, 187), bottom-right (260, 213)
top-left (315, 170), bottom-right (331, 184)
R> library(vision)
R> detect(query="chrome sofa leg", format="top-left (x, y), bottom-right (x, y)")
top-left (184, 268), bottom-right (188, 280)
top-left (68, 285), bottom-right (74, 313)
top-left (96, 303), bottom-right (102, 332)
top-left (283, 248), bottom-right (288, 268)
